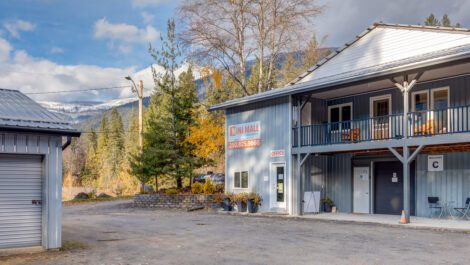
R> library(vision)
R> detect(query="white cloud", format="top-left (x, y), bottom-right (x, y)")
top-left (0, 50), bottom-right (138, 102)
top-left (132, 0), bottom-right (173, 8)
top-left (93, 18), bottom-right (159, 44)
top-left (0, 38), bottom-right (12, 62)
top-left (3, 19), bottom-right (36, 38)
top-left (50, 46), bottom-right (65, 54)
top-left (141, 12), bottom-right (155, 24)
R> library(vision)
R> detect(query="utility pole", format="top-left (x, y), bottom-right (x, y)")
top-left (137, 80), bottom-right (143, 152)
top-left (125, 76), bottom-right (144, 191)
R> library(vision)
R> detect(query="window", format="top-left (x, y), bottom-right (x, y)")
top-left (412, 91), bottom-right (428, 111)
top-left (431, 88), bottom-right (449, 110)
top-left (234, 171), bottom-right (248, 189)
top-left (328, 103), bottom-right (352, 130)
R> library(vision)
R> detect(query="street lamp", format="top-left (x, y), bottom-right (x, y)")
top-left (124, 76), bottom-right (143, 152)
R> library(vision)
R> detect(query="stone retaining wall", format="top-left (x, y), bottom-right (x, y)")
top-left (134, 194), bottom-right (215, 208)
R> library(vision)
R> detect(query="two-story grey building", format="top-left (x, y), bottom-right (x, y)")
top-left (211, 23), bottom-right (470, 222)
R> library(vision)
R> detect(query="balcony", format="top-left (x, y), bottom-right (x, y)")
top-left (293, 105), bottom-right (470, 148)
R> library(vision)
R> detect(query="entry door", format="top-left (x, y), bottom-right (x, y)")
top-left (353, 167), bottom-right (370, 214)
top-left (270, 163), bottom-right (286, 209)
top-left (370, 96), bottom-right (391, 139)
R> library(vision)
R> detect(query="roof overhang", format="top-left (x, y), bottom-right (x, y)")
top-left (210, 49), bottom-right (470, 111)
top-left (0, 126), bottom-right (81, 137)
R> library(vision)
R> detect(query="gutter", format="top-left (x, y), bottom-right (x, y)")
top-left (62, 136), bottom-right (72, 151)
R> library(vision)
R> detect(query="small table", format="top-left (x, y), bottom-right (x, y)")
top-left (441, 201), bottom-right (456, 219)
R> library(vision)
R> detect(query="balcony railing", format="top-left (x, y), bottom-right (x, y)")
top-left (293, 105), bottom-right (470, 147)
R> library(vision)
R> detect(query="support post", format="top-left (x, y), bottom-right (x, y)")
top-left (402, 146), bottom-right (410, 223)
top-left (296, 97), bottom-right (302, 216)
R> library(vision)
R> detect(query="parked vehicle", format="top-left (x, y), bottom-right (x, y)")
top-left (192, 172), bottom-right (225, 185)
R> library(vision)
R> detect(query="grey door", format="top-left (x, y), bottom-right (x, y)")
top-left (374, 161), bottom-right (415, 215)
top-left (0, 155), bottom-right (43, 249)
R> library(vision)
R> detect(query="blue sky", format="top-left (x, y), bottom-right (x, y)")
top-left (0, 0), bottom-right (177, 68)
top-left (0, 0), bottom-right (469, 102)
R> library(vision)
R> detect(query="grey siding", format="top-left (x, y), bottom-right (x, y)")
top-left (416, 152), bottom-right (470, 217)
top-left (226, 97), bottom-right (291, 212)
top-left (0, 132), bottom-right (62, 249)
top-left (304, 154), bottom-right (352, 213)
top-left (413, 74), bottom-right (470, 107)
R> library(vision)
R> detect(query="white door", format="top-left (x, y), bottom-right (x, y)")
top-left (0, 155), bottom-right (43, 249)
top-left (270, 163), bottom-right (286, 209)
top-left (353, 167), bottom-right (370, 214)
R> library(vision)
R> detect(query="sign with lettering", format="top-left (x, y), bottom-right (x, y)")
top-left (228, 121), bottom-right (261, 149)
top-left (271, 150), bottom-right (285, 157)
top-left (428, 155), bottom-right (444, 171)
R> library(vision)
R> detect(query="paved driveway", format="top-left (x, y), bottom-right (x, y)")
top-left (2, 200), bottom-right (470, 265)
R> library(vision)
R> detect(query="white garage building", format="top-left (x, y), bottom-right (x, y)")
top-left (0, 89), bottom-right (80, 250)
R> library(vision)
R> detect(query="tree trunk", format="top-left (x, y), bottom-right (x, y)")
top-left (155, 176), bottom-right (159, 192)
top-left (176, 176), bottom-right (183, 189)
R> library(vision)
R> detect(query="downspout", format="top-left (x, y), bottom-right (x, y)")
top-left (61, 136), bottom-right (72, 151)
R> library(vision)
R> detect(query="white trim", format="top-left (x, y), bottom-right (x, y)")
top-left (411, 90), bottom-right (429, 112)
top-left (233, 170), bottom-right (250, 190)
top-left (369, 94), bottom-right (392, 117)
top-left (328, 102), bottom-right (353, 123)
top-left (269, 161), bottom-right (287, 210)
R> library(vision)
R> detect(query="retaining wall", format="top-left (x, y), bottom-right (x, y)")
top-left (134, 194), bottom-right (215, 208)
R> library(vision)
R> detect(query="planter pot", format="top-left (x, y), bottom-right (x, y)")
top-left (236, 201), bottom-right (247, 212)
top-left (323, 203), bottom-right (332, 213)
top-left (223, 198), bottom-right (232, 211)
top-left (247, 199), bottom-right (259, 213)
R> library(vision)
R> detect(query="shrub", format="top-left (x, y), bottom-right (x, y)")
top-left (74, 192), bottom-right (89, 200)
top-left (233, 192), bottom-right (248, 203)
top-left (97, 193), bottom-right (112, 199)
top-left (191, 182), bottom-right (204, 194)
top-left (165, 188), bottom-right (179, 195)
top-left (212, 193), bottom-right (224, 203)
top-left (215, 184), bottom-right (224, 193)
top-left (203, 178), bottom-right (216, 194)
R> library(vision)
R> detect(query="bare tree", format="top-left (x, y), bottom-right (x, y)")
top-left (179, 0), bottom-right (322, 95)
top-left (179, 0), bottom-right (253, 96)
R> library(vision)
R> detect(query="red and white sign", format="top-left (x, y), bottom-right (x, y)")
top-left (271, 150), bottom-right (285, 157)
top-left (228, 121), bottom-right (261, 149)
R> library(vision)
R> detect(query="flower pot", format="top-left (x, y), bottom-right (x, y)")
top-left (323, 203), bottom-right (332, 213)
top-left (236, 201), bottom-right (247, 212)
top-left (223, 198), bottom-right (232, 211)
top-left (247, 199), bottom-right (258, 213)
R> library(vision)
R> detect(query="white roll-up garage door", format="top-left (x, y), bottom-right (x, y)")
top-left (0, 155), bottom-right (43, 249)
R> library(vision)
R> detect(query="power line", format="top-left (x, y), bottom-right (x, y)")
top-left (23, 85), bottom-right (132, 95)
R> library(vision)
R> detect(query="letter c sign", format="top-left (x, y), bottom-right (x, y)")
top-left (428, 155), bottom-right (444, 171)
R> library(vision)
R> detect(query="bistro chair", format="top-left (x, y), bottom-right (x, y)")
top-left (454, 198), bottom-right (470, 219)
top-left (428, 197), bottom-right (444, 218)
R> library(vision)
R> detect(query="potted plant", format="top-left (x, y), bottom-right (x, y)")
top-left (211, 194), bottom-right (223, 209)
top-left (320, 197), bottom-right (335, 212)
top-left (233, 193), bottom-right (248, 212)
top-left (223, 193), bottom-right (233, 211)
top-left (247, 192), bottom-right (262, 213)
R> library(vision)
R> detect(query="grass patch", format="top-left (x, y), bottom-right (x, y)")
top-left (62, 195), bottom-right (134, 206)
top-left (60, 240), bottom-right (88, 251)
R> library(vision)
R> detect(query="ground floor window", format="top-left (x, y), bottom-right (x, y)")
top-left (234, 171), bottom-right (249, 188)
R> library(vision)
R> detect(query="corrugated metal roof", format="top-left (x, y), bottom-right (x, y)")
top-left (211, 23), bottom-right (470, 111)
top-left (0, 89), bottom-right (79, 134)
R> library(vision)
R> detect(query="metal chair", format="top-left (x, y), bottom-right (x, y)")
top-left (454, 198), bottom-right (470, 219)
top-left (428, 196), bottom-right (444, 218)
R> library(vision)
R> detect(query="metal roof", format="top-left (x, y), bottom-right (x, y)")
top-left (211, 23), bottom-right (470, 111)
top-left (0, 89), bottom-right (80, 136)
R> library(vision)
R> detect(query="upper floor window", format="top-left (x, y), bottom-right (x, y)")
top-left (328, 103), bottom-right (352, 123)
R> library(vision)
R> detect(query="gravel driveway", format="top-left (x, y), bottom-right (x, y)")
top-left (2, 200), bottom-right (469, 265)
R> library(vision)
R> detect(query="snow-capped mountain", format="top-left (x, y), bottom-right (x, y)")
top-left (39, 98), bottom-right (140, 123)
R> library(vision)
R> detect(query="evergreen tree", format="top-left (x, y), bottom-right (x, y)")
top-left (424, 13), bottom-right (440, 26)
top-left (130, 18), bottom-right (200, 190)
top-left (107, 107), bottom-right (125, 177)
top-left (81, 127), bottom-right (99, 185)
top-left (442, 14), bottom-right (451, 27)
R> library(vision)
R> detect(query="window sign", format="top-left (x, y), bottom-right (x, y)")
top-left (428, 155), bottom-right (444, 171)
top-left (271, 150), bottom-right (285, 157)
top-left (228, 121), bottom-right (261, 149)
